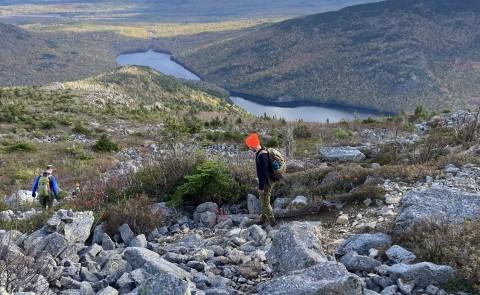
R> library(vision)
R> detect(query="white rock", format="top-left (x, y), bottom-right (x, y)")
top-left (336, 214), bottom-right (349, 225)
top-left (288, 196), bottom-right (309, 209)
top-left (5, 190), bottom-right (37, 208)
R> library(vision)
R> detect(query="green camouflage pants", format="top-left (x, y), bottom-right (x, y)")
top-left (260, 182), bottom-right (275, 224)
top-left (39, 194), bottom-right (54, 208)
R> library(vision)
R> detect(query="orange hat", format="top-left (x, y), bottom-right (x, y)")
top-left (245, 133), bottom-right (260, 148)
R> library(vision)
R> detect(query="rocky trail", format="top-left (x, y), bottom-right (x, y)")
top-left (1, 111), bottom-right (479, 295)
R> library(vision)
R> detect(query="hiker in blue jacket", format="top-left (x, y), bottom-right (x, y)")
top-left (32, 165), bottom-right (60, 208)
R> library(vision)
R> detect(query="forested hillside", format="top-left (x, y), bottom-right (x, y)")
top-left (179, 0), bottom-right (480, 113)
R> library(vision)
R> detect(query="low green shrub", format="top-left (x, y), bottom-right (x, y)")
top-left (40, 120), bottom-right (55, 130)
top-left (92, 134), bottom-right (119, 153)
top-left (334, 128), bottom-right (352, 140)
top-left (4, 141), bottom-right (37, 153)
top-left (169, 160), bottom-right (239, 206)
top-left (414, 105), bottom-right (430, 121)
top-left (265, 135), bottom-right (282, 147)
top-left (13, 169), bottom-right (35, 182)
top-left (362, 117), bottom-right (378, 124)
top-left (72, 122), bottom-right (92, 136)
top-left (58, 116), bottom-right (74, 126)
top-left (67, 144), bottom-right (93, 160)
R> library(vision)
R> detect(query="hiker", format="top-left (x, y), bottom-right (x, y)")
top-left (72, 182), bottom-right (81, 197)
top-left (32, 165), bottom-right (60, 208)
top-left (245, 133), bottom-right (286, 225)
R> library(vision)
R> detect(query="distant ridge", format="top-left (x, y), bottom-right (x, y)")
top-left (178, 0), bottom-right (480, 113)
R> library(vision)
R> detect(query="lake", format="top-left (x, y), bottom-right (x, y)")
top-left (116, 50), bottom-right (377, 122)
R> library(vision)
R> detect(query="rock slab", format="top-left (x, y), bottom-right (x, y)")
top-left (336, 233), bottom-right (392, 257)
top-left (258, 261), bottom-right (364, 295)
top-left (318, 146), bottom-right (366, 162)
top-left (386, 262), bottom-right (454, 288)
top-left (267, 222), bottom-right (326, 275)
top-left (395, 188), bottom-right (480, 232)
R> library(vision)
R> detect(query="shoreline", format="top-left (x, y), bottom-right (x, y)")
top-left (116, 49), bottom-right (395, 116)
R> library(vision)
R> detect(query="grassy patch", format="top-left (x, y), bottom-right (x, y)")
top-left (2, 141), bottom-right (37, 153)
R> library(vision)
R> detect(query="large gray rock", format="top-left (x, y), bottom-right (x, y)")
top-left (24, 210), bottom-right (93, 257)
top-left (385, 262), bottom-right (454, 288)
top-left (101, 234), bottom-right (115, 251)
top-left (395, 188), bottom-right (480, 232)
top-left (248, 224), bottom-right (267, 245)
top-left (287, 196), bottom-right (309, 210)
top-left (118, 224), bottom-right (135, 244)
top-left (79, 282), bottom-right (95, 295)
top-left (193, 202), bottom-right (218, 227)
top-left (267, 222), bottom-right (326, 275)
top-left (96, 286), bottom-right (118, 295)
top-left (340, 251), bottom-right (381, 272)
top-left (258, 261), bottom-right (364, 295)
top-left (138, 273), bottom-right (191, 295)
top-left (164, 234), bottom-right (204, 253)
top-left (5, 190), bottom-right (37, 208)
top-left (385, 245), bottom-right (416, 264)
top-left (273, 198), bottom-right (291, 210)
top-left (129, 234), bottom-right (147, 248)
top-left (0, 232), bottom-right (24, 259)
top-left (99, 252), bottom-right (128, 276)
top-left (44, 210), bottom-right (94, 244)
top-left (336, 233), bottom-right (392, 257)
top-left (318, 146), bottom-right (366, 162)
top-left (130, 268), bottom-right (152, 285)
top-left (123, 247), bottom-right (190, 280)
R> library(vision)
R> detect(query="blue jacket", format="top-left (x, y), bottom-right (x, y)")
top-left (32, 174), bottom-right (59, 198)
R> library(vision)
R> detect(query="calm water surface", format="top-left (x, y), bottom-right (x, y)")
top-left (116, 50), bottom-right (377, 122)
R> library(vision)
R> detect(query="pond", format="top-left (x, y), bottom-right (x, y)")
top-left (116, 50), bottom-right (378, 122)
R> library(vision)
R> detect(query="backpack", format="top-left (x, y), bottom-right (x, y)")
top-left (38, 174), bottom-right (51, 196)
top-left (266, 148), bottom-right (286, 181)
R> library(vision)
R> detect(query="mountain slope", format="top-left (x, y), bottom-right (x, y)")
top-left (63, 65), bottom-right (238, 113)
top-left (0, 22), bottom-right (149, 86)
top-left (0, 65), bottom-right (241, 141)
top-left (178, 0), bottom-right (480, 113)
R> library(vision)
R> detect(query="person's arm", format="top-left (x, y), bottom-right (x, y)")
top-left (49, 176), bottom-right (60, 197)
top-left (32, 176), bottom-right (39, 197)
top-left (257, 153), bottom-right (270, 191)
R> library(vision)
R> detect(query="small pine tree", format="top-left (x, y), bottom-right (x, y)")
top-left (169, 160), bottom-right (237, 206)
top-left (92, 134), bottom-right (119, 153)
